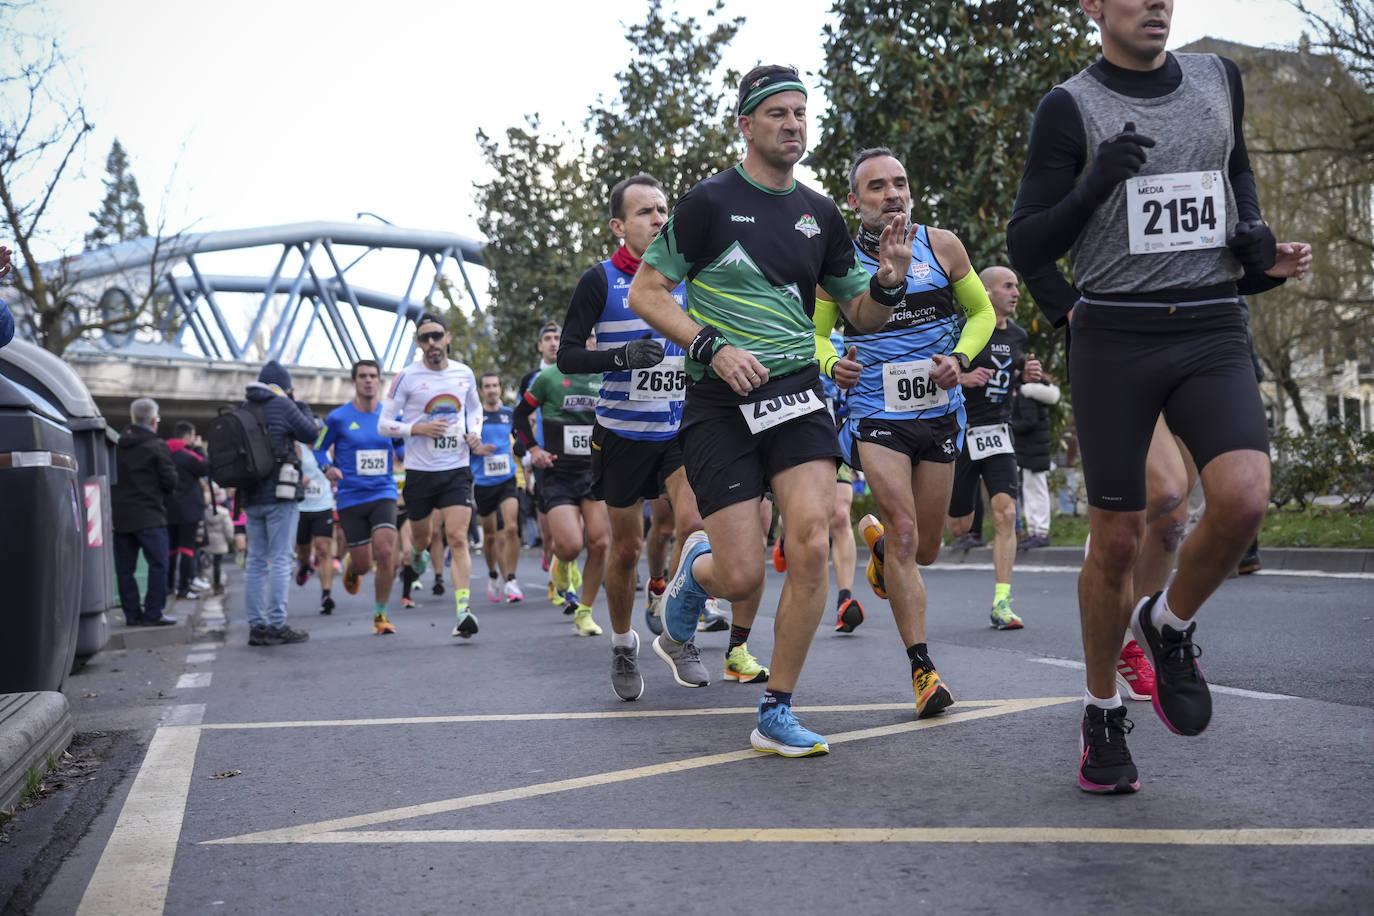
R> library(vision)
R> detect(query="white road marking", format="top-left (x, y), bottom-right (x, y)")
top-left (77, 726), bottom-right (202, 916)
top-left (190, 642), bottom-right (219, 651)
top-left (175, 672), bottom-right (212, 689)
top-left (161, 704), bottom-right (205, 726)
top-left (185, 652), bottom-right (216, 665)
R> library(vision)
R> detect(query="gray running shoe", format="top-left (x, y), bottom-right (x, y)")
top-left (652, 633), bottom-right (709, 688)
top-left (611, 631), bottom-right (644, 701)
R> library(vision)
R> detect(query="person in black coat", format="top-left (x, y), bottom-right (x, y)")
top-left (167, 420), bottom-right (210, 597)
top-left (111, 398), bottom-right (178, 626)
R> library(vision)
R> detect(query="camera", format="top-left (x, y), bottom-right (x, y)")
top-left (275, 460), bottom-right (301, 500)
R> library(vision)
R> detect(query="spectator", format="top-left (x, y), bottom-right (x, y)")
top-left (167, 420), bottom-right (211, 598)
top-left (111, 398), bottom-right (177, 626)
top-left (1012, 375), bottom-right (1061, 549)
top-left (0, 245), bottom-right (14, 348)
top-left (205, 485), bottom-right (235, 596)
top-left (240, 360), bottom-right (318, 647)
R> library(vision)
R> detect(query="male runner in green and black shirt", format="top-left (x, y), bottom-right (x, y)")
top-left (630, 64), bottom-right (919, 758)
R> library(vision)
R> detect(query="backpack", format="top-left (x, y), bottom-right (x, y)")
top-left (207, 401), bottom-right (277, 488)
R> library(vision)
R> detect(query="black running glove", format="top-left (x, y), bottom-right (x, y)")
top-left (1083, 121), bottom-right (1157, 202)
top-left (612, 333), bottom-right (664, 370)
top-left (1228, 219), bottom-right (1278, 273)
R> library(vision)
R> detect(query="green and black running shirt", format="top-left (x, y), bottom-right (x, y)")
top-left (643, 165), bottom-right (871, 390)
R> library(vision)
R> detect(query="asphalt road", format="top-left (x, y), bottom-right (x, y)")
top-left (9, 547), bottom-right (1374, 915)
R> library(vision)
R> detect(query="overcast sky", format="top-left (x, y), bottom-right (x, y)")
top-left (32, 0), bottom-right (1315, 256)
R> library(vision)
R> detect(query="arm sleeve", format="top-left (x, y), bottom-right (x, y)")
top-left (313, 413), bottom-right (338, 469)
top-left (557, 267), bottom-right (623, 374)
top-left (950, 270), bottom-right (996, 360)
top-left (511, 390), bottom-right (539, 452)
top-left (812, 297), bottom-right (841, 378)
top-left (1006, 89), bottom-right (1103, 273)
top-left (1021, 260), bottom-right (1080, 328)
top-left (377, 374), bottom-right (413, 438)
top-left (464, 369), bottom-right (483, 437)
top-left (1020, 381), bottom-right (1062, 406)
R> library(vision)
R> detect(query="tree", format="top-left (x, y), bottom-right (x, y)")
top-left (585, 0), bottom-right (742, 205)
top-left (812, 0), bottom-right (1097, 379)
top-left (85, 138), bottom-right (148, 251)
top-left (473, 0), bottom-right (742, 372)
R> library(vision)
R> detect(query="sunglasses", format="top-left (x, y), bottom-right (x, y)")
top-left (417, 331), bottom-right (446, 344)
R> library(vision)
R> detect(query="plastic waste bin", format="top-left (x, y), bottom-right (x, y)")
top-left (0, 340), bottom-right (115, 664)
top-left (0, 374), bottom-right (83, 692)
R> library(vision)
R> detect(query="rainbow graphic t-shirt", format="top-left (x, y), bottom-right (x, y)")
top-left (378, 359), bottom-right (483, 472)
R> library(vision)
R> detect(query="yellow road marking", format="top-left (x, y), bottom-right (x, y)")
top-left (203, 698), bottom-right (1072, 846)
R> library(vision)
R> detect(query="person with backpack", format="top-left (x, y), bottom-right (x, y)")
top-left (234, 360), bottom-right (318, 646)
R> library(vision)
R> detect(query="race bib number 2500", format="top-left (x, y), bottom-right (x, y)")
top-left (739, 389), bottom-right (824, 435)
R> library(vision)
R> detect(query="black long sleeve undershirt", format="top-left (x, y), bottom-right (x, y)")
top-left (557, 264), bottom-right (625, 375)
top-left (1008, 53), bottom-right (1271, 326)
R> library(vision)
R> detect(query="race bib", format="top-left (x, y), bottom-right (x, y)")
top-left (629, 356), bottom-right (686, 401)
top-left (563, 425), bottom-right (592, 456)
top-left (304, 477), bottom-right (325, 501)
top-left (355, 449), bottom-right (387, 476)
top-left (1126, 170), bottom-right (1227, 255)
top-left (483, 453), bottom-right (512, 478)
top-left (432, 432), bottom-right (461, 456)
top-left (967, 423), bottom-right (1014, 461)
top-left (739, 389), bottom-right (825, 435)
top-left (881, 359), bottom-right (948, 412)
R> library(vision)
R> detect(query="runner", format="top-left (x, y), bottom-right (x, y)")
top-left (815, 147), bottom-right (995, 716)
top-left (512, 338), bottom-right (607, 638)
top-left (470, 371), bottom-right (524, 604)
top-left (557, 173), bottom-right (768, 700)
top-left (1008, 0), bottom-right (1310, 792)
top-left (519, 323), bottom-right (562, 594)
top-left (630, 65), bottom-right (919, 757)
top-left (315, 359), bottom-right (403, 634)
top-left (295, 423), bottom-right (337, 615)
top-left (377, 315), bottom-right (484, 638)
top-left (945, 265), bottom-right (1044, 630)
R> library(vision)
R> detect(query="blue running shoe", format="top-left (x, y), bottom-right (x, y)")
top-left (750, 700), bottom-right (829, 757)
top-left (664, 530), bottom-right (711, 642)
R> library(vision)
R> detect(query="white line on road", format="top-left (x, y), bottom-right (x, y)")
top-left (185, 652), bottom-right (215, 665)
top-left (161, 704), bottom-right (205, 726)
top-left (190, 642), bottom-right (219, 651)
top-left (77, 726), bottom-right (202, 916)
top-left (175, 672), bottom-right (212, 689)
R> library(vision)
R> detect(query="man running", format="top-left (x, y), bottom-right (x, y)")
top-left (1008, 0), bottom-right (1303, 793)
top-left (815, 147), bottom-right (995, 716)
top-left (630, 65), bottom-right (919, 758)
top-left (295, 424), bottom-right (337, 615)
top-left (512, 342), bottom-right (607, 638)
top-left (945, 265), bottom-right (1043, 629)
top-left (378, 315), bottom-right (484, 638)
top-left (519, 323), bottom-right (562, 588)
top-left (315, 359), bottom-right (403, 634)
top-left (470, 371), bottom-right (524, 604)
top-left (558, 173), bottom-right (769, 701)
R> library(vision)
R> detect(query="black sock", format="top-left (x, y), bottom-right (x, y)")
top-left (489, 571), bottom-right (498, 580)
top-left (837, 588), bottom-right (852, 607)
top-left (506, 573), bottom-right (517, 581)
top-left (728, 624), bottom-right (750, 652)
top-left (761, 689), bottom-right (792, 708)
top-left (321, 588), bottom-right (330, 598)
top-left (907, 643), bottom-right (931, 674)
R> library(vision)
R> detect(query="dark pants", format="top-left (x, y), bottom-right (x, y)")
top-left (115, 527), bottom-right (169, 624)
top-left (167, 522), bottom-right (198, 593)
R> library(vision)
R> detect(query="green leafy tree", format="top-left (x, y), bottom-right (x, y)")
top-left (813, 0), bottom-right (1097, 380)
top-left (85, 138), bottom-right (148, 250)
top-left (585, 0), bottom-right (743, 206)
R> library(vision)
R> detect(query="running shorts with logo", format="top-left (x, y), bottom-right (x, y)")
top-left (404, 467), bottom-right (473, 522)
top-left (337, 498), bottom-right (399, 547)
top-left (591, 426), bottom-right (684, 508)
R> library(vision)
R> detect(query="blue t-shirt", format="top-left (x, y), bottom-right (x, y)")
top-left (314, 401), bottom-right (398, 510)
top-left (471, 405), bottom-right (517, 487)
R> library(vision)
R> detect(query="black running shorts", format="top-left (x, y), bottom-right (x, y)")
top-left (591, 425), bottom-right (683, 509)
top-left (403, 467), bottom-right (473, 522)
top-left (855, 414), bottom-right (962, 466)
top-left (537, 467), bottom-right (597, 513)
top-left (337, 498), bottom-right (398, 547)
top-left (948, 451), bottom-right (1019, 517)
top-left (473, 478), bottom-right (518, 518)
top-left (295, 509), bottom-right (334, 546)
top-left (1069, 301), bottom-right (1269, 512)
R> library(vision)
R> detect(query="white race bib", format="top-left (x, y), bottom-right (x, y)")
top-left (483, 452), bottom-right (512, 478)
top-left (967, 423), bottom-right (1014, 461)
top-left (1126, 170), bottom-right (1227, 255)
top-left (739, 389), bottom-right (825, 435)
top-left (881, 359), bottom-right (948, 412)
top-left (431, 432), bottom-right (461, 456)
top-left (304, 477), bottom-right (325, 500)
top-left (563, 425), bottom-right (592, 456)
top-left (355, 449), bottom-right (388, 476)
top-left (629, 356), bottom-right (686, 401)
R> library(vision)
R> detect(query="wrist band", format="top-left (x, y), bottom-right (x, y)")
top-left (689, 325), bottom-right (725, 363)
top-left (869, 274), bottom-right (906, 308)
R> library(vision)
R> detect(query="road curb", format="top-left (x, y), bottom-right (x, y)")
top-left (0, 691), bottom-right (74, 814)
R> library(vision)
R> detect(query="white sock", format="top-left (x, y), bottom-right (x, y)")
top-left (1150, 588), bottom-right (1192, 632)
top-left (1084, 688), bottom-right (1122, 711)
top-left (611, 630), bottom-right (636, 649)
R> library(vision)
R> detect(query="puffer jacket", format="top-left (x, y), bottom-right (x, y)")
top-left (238, 382), bottom-right (318, 506)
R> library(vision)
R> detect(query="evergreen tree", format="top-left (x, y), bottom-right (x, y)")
top-left (85, 138), bottom-right (148, 250)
